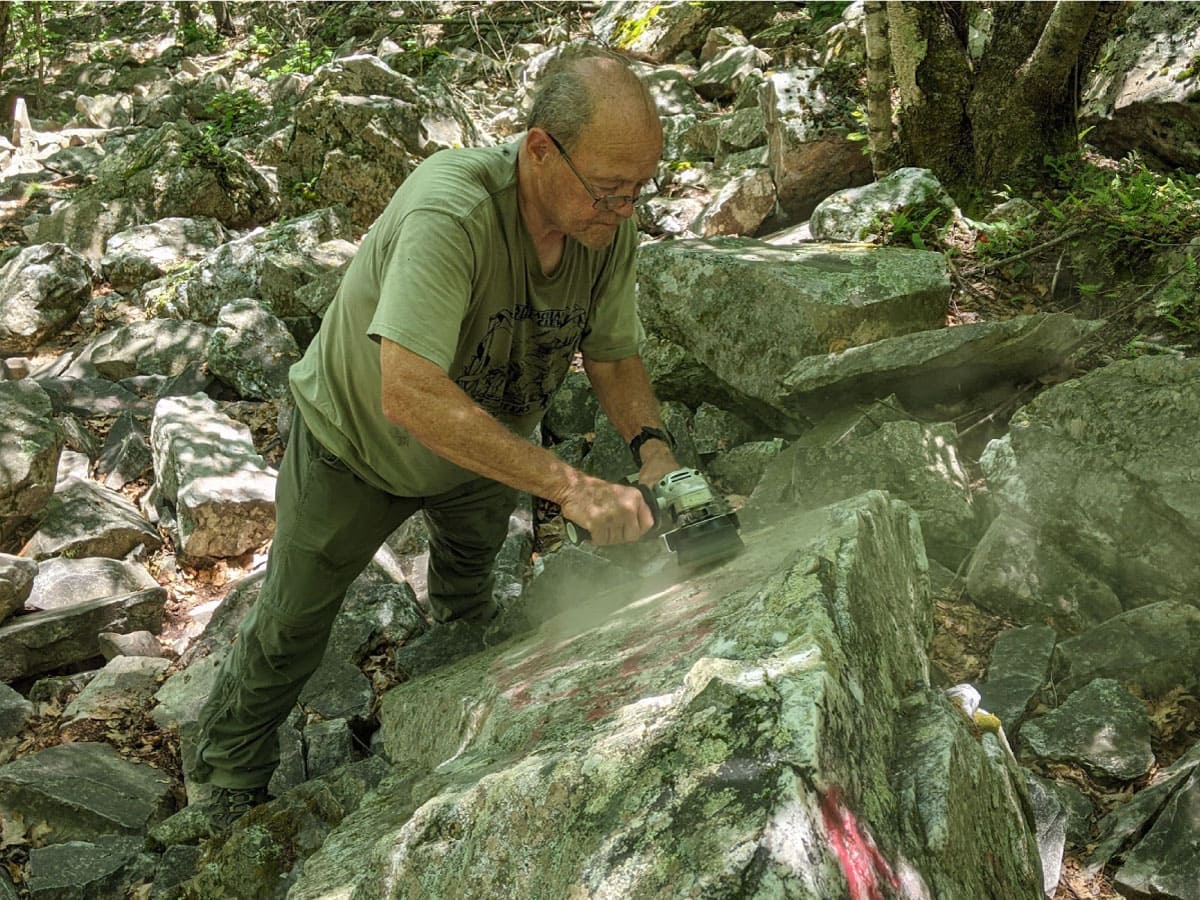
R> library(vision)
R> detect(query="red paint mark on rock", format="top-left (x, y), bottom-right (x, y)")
top-left (820, 787), bottom-right (898, 900)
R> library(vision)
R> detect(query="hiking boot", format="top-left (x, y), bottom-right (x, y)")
top-left (146, 785), bottom-right (270, 849)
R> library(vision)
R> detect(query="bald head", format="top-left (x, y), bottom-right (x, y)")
top-left (527, 47), bottom-right (660, 150)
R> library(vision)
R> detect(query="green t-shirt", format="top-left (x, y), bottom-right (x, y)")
top-left (289, 138), bottom-right (645, 497)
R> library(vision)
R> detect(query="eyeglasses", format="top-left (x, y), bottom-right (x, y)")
top-left (546, 132), bottom-right (658, 212)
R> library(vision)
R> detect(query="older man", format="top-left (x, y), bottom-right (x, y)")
top-left (162, 47), bottom-right (679, 840)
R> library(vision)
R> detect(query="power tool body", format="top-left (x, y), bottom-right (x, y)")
top-left (566, 468), bottom-right (744, 568)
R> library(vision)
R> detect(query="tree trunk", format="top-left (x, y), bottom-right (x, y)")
top-left (887, 1), bottom-right (1125, 197)
top-left (0, 2), bottom-right (11, 77)
top-left (211, 1), bottom-right (236, 37)
top-left (863, 0), bottom-right (894, 178)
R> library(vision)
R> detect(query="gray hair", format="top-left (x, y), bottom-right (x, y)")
top-left (526, 46), bottom-right (642, 151)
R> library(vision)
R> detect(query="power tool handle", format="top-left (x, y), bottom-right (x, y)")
top-left (565, 483), bottom-right (658, 545)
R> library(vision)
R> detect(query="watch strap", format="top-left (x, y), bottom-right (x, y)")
top-left (629, 426), bottom-right (673, 467)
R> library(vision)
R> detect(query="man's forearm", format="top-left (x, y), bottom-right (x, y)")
top-left (583, 354), bottom-right (678, 480)
top-left (380, 340), bottom-right (583, 505)
top-left (582, 354), bottom-right (663, 440)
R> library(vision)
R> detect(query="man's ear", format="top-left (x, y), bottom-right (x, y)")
top-left (525, 128), bottom-right (554, 163)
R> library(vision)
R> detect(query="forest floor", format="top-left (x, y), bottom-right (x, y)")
top-left (3, 7), bottom-right (1198, 899)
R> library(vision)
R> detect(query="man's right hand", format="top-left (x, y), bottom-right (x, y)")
top-left (559, 476), bottom-right (655, 546)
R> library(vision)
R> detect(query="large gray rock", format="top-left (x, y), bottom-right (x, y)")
top-left (101, 216), bottom-right (226, 291)
top-left (1114, 768), bottom-right (1200, 900)
top-left (25, 556), bottom-right (158, 612)
top-left (979, 624), bottom-right (1056, 734)
top-left (145, 206), bottom-right (354, 326)
top-left (637, 238), bottom-right (949, 425)
top-left (811, 167), bottom-right (960, 242)
top-left (761, 69), bottom-right (873, 221)
top-left (62, 655), bottom-right (171, 734)
top-left (0, 742), bottom-right (173, 843)
top-left (966, 513), bottom-right (1123, 634)
top-left (1053, 602), bottom-right (1200, 699)
top-left (1081, 2), bottom-right (1200, 171)
top-left (986, 356), bottom-right (1200, 607)
top-left (67, 319), bottom-right (214, 381)
top-left (746, 399), bottom-right (980, 568)
top-left (22, 476), bottom-right (163, 561)
top-left (0, 682), bottom-right (33, 738)
top-left (279, 55), bottom-right (484, 229)
top-left (0, 243), bottom-right (94, 354)
top-left (288, 493), bottom-right (1042, 900)
top-left (0, 380), bottom-right (62, 543)
top-left (1020, 678), bottom-right (1154, 781)
top-left (150, 393), bottom-right (276, 559)
top-left (0, 587), bottom-right (165, 682)
top-left (205, 298), bottom-right (301, 401)
top-left (0, 553), bottom-right (37, 625)
top-left (692, 167), bottom-right (776, 237)
top-left (780, 313), bottom-right (1102, 420)
top-left (26, 834), bottom-right (154, 900)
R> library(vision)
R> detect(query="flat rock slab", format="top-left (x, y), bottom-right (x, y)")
top-left (26, 834), bottom-right (154, 900)
top-left (0, 741), bottom-right (173, 843)
top-left (62, 655), bottom-right (171, 729)
top-left (22, 476), bottom-right (163, 561)
top-left (1021, 678), bottom-right (1154, 781)
top-left (1054, 601), bottom-right (1200, 698)
top-left (24, 556), bottom-right (158, 613)
top-left (0, 587), bottom-right (165, 682)
top-left (980, 624), bottom-right (1056, 734)
top-left (0, 553), bottom-right (37, 625)
top-left (637, 238), bottom-right (949, 419)
top-left (1114, 769), bottom-right (1200, 900)
top-left (780, 313), bottom-right (1101, 418)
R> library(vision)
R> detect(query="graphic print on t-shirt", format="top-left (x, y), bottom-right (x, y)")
top-left (456, 303), bottom-right (587, 417)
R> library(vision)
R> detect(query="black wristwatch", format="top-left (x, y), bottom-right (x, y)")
top-left (629, 425), bottom-right (673, 467)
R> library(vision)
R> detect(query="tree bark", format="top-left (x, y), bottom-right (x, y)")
top-left (863, 0), bottom-right (894, 178)
top-left (0, 2), bottom-right (11, 77)
top-left (887, 1), bottom-right (1125, 196)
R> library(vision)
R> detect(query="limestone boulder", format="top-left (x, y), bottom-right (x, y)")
top-left (1081, 2), bottom-right (1200, 171)
top-left (0, 244), bottom-right (94, 355)
top-left (150, 394), bottom-right (276, 560)
top-left (636, 238), bottom-right (949, 428)
top-left (0, 381), bottom-right (62, 544)
top-left (205, 298), bottom-right (301, 401)
top-left (66, 319), bottom-right (214, 382)
top-left (100, 216), bottom-right (226, 292)
top-left (761, 69), bottom-right (873, 222)
top-left (21, 476), bottom-right (163, 561)
top-left (811, 167), bottom-right (960, 242)
top-left (987, 356), bottom-right (1200, 606)
top-left (24, 557), bottom-right (158, 613)
top-left (278, 55), bottom-right (484, 229)
top-left (0, 554), bottom-right (37, 626)
top-left (283, 494), bottom-right (1042, 900)
top-left (145, 206), bottom-right (354, 326)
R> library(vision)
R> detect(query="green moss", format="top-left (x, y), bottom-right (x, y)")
top-left (613, 4), bottom-right (663, 49)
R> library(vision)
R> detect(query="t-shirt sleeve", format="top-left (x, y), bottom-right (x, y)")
top-left (579, 218), bottom-right (646, 362)
top-left (368, 210), bottom-right (473, 372)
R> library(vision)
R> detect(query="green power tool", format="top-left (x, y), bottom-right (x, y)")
top-left (565, 468), bottom-right (744, 568)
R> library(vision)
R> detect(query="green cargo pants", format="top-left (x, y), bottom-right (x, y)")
top-left (190, 409), bottom-right (518, 790)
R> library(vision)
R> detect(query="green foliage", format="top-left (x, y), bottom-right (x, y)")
top-left (179, 19), bottom-right (225, 53)
top-left (263, 40), bottom-right (333, 78)
top-left (874, 204), bottom-right (951, 251)
top-left (805, 1), bottom-right (853, 30)
top-left (247, 25), bottom-right (282, 57)
top-left (203, 89), bottom-right (267, 140)
top-left (7, 1), bottom-right (66, 74)
top-left (179, 128), bottom-right (235, 170)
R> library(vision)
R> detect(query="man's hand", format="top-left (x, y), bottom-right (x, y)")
top-left (637, 439), bottom-right (679, 487)
top-left (560, 475), bottom-right (655, 546)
